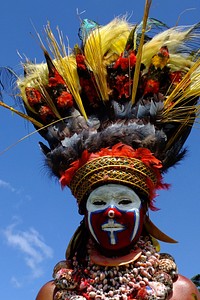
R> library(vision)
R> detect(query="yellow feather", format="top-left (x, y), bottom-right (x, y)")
top-left (163, 59), bottom-right (200, 118)
top-left (131, 0), bottom-right (152, 104)
top-left (45, 24), bottom-right (88, 120)
top-left (56, 56), bottom-right (88, 120)
top-left (18, 25), bottom-right (88, 120)
top-left (86, 18), bottom-right (130, 61)
top-left (17, 18), bottom-right (200, 129)
top-left (84, 18), bottom-right (130, 101)
top-left (0, 100), bottom-right (44, 128)
top-left (160, 59), bottom-right (200, 148)
top-left (18, 62), bottom-right (48, 114)
top-left (142, 25), bottom-right (199, 71)
top-left (165, 117), bottom-right (191, 150)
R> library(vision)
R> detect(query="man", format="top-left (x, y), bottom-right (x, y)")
top-left (1, 10), bottom-right (200, 300)
top-left (36, 184), bottom-right (200, 299)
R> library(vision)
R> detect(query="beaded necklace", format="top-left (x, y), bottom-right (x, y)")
top-left (53, 236), bottom-right (177, 300)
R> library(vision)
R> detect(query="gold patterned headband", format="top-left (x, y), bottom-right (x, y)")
top-left (60, 143), bottom-right (167, 209)
top-left (70, 156), bottom-right (157, 205)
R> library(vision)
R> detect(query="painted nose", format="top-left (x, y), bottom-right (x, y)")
top-left (103, 207), bottom-right (121, 218)
top-left (107, 209), bottom-right (115, 218)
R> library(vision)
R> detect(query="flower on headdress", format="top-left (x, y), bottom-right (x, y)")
top-left (56, 91), bottom-right (74, 108)
top-left (114, 51), bottom-right (137, 70)
top-left (115, 75), bottom-right (132, 99)
top-left (151, 46), bottom-right (169, 69)
top-left (144, 79), bottom-right (160, 95)
top-left (25, 87), bottom-right (43, 107)
top-left (39, 105), bottom-right (55, 122)
top-left (170, 71), bottom-right (183, 85)
top-left (76, 54), bottom-right (87, 71)
top-left (79, 76), bottom-right (99, 106)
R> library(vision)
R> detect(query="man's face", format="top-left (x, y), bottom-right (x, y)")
top-left (86, 184), bottom-right (144, 251)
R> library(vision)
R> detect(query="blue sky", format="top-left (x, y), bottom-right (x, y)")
top-left (0, 0), bottom-right (200, 299)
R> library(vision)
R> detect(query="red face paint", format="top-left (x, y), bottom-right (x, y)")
top-left (86, 184), bottom-right (144, 251)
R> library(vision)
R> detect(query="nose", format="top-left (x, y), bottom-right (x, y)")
top-left (103, 207), bottom-right (122, 218)
top-left (107, 209), bottom-right (115, 218)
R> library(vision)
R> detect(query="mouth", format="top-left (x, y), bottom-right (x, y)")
top-left (102, 219), bottom-right (125, 230)
top-left (102, 224), bottom-right (125, 229)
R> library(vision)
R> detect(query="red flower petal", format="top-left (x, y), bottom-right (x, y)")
top-left (57, 92), bottom-right (73, 108)
top-left (25, 87), bottom-right (42, 106)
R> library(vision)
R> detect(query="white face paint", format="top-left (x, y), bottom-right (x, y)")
top-left (86, 184), bottom-right (144, 251)
top-left (87, 184), bottom-right (141, 211)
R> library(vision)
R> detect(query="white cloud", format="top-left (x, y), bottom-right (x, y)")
top-left (3, 223), bottom-right (53, 278)
top-left (11, 276), bottom-right (22, 288)
top-left (0, 179), bottom-right (16, 192)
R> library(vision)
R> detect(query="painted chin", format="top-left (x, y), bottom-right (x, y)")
top-left (98, 226), bottom-right (142, 251)
top-left (90, 222), bottom-right (142, 251)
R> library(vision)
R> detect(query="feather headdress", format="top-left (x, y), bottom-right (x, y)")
top-left (1, 4), bottom-right (200, 222)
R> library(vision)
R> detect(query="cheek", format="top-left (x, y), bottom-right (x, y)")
top-left (130, 206), bottom-right (145, 243)
top-left (85, 206), bottom-right (145, 250)
top-left (86, 209), bottom-right (107, 234)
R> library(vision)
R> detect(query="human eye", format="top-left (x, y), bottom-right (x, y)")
top-left (92, 199), bottom-right (106, 206)
top-left (118, 199), bottom-right (133, 205)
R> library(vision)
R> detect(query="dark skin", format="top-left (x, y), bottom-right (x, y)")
top-left (36, 275), bottom-right (200, 300)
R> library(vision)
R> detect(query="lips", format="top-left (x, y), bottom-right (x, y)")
top-left (101, 219), bottom-right (125, 230)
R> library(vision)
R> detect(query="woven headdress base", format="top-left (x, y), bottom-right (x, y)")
top-left (69, 156), bottom-right (157, 206)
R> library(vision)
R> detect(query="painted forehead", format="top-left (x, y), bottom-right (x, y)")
top-left (88, 184), bottom-right (139, 199)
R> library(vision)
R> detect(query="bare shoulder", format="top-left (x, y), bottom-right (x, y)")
top-left (36, 281), bottom-right (56, 300)
top-left (170, 274), bottom-right (200, 300)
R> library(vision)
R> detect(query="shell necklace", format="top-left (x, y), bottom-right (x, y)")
top-left (53, 236), bottom-right (177, 300)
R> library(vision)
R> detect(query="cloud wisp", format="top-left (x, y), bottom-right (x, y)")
top-left (0, 179), bottom-right (16, 192)
top-left (0, 178), bottom-right (32, 205)
top-left (3, 223), bottom-right (53, 278)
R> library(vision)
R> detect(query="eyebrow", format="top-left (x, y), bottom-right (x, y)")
top-left (91, 190), bottom-right (133, 199)
top-left (114, 191), bottom-right (133, 197)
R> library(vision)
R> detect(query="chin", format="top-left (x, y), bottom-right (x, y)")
top-left (94, 235), bottom-right (142, 257)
